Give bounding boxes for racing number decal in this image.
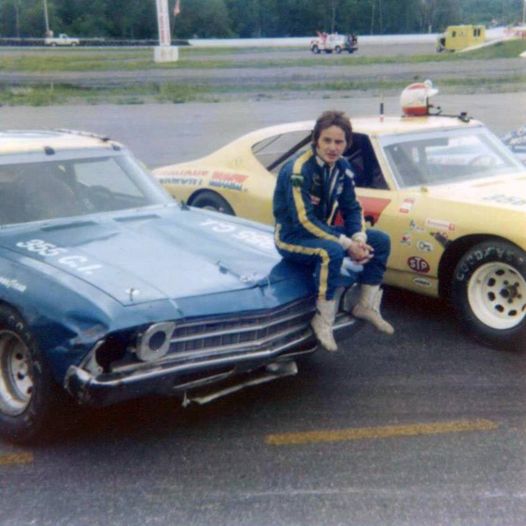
[16,239,64,257]
[200,219,275,252]
[16,239,103,275]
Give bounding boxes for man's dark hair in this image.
[312,110,352,146]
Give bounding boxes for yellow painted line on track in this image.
[0,452,33,466]
[265,419,498,446]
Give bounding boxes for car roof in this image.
[236,115,483,145]
[0,129,121,156]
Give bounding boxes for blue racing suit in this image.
[272,146,390,300]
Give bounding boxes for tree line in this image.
[1,0,524,40]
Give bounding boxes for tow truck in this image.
[310,32,358,54]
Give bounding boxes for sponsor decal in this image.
[160,168,208,178]
[291,174,304,187]
[482,194,526,207]
[209,171,248,191]
[400,233,412,246]
[15,239,102,275]
[413,277,432,288]
[409,219,424,232]
[407,256,430,274]
[310,194,321,205]
[399,198,415,214]
[417,240,434,252]
[199,219,275,252]
[357,196,391,226]
[455,245,512,281]
[425,218,455,231]
[430,231,451,249]
[0,276,26,293]
[159,176,203,186]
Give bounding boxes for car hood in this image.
[0,206,293,306]
[426,175,526,210]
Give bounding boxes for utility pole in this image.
[43,0,51,37]
[523,0,526,25]
[14,0,20,38]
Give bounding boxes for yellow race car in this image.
[154,88,526,351]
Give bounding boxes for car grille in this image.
[168,297,316,358]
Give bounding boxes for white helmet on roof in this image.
[400,80,439,116]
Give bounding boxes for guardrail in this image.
[0,38,190,47]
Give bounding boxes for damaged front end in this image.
[65,296,360,408]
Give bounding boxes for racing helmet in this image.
[400,80,439,116]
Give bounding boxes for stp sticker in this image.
[407,256,430,274]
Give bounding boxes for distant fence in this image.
[0,38,190,47]
[0,27,508,48]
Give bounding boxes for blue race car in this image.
[0,130,360,443]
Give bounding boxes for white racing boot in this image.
[352,284,394,335]
[311,299,338,352]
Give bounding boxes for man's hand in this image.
[347,240,374,264]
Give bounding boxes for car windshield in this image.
[380,126,525,188]
[0,152,171,225]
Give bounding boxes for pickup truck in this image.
[44,33,80,47]
[310,32,358,54]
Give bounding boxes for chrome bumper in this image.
[65,311,361,407]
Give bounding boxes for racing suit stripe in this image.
[327,201,339,225]
[274,225,330,300]
[291,151,340,243]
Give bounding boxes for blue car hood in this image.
[0,207,292,306]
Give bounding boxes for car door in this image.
[350,133,441,292]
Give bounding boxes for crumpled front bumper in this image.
[64,310,361,407]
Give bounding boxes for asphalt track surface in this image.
[1,46,526,526]
[0,92,524,169]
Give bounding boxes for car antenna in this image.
[379,81,384,122]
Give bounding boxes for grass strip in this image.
[1,40,525,73]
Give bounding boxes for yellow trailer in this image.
[436,25,485,52]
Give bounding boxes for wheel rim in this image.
[468,262,526,330]
[0,330,33,416]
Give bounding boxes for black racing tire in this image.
[451,241,526,351]
[334,46,342,54]
[311,45,320,54]
[190,192,235,215]
[0,306,66,443]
